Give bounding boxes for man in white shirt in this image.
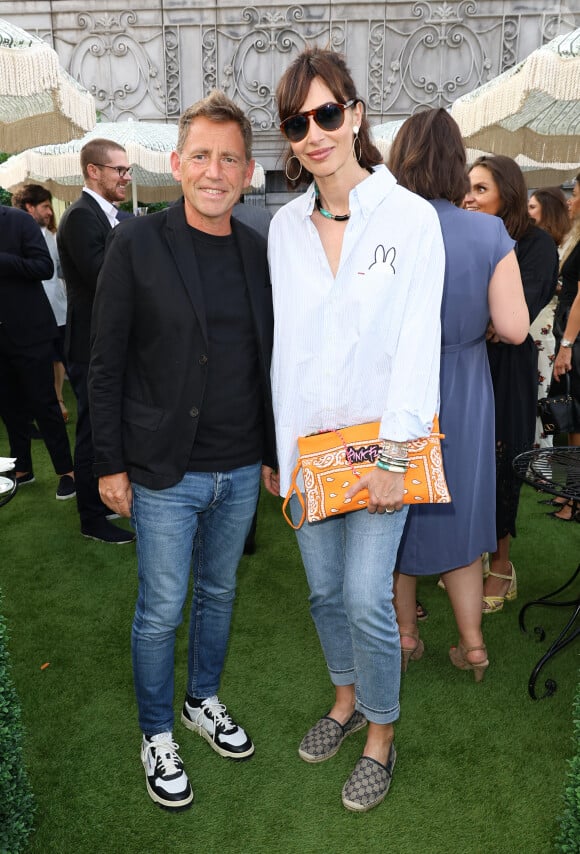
[57,139,136,543]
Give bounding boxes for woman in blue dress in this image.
[388,110,529,680]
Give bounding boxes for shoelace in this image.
[203,696,236,734]
[145,736,183,778]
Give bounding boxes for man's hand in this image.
[344,467,404,514]
[98,472,133,518]
[261,465,280,497]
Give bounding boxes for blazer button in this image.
[189,407,199,418]
[199,354,208,365]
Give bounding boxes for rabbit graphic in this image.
[368,244,396,275]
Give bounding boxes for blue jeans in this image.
[291,497,408,725]
[131,464,261,736]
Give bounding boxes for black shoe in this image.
[181,695,254,759]
[81,518,135,544]
[141,732,193,811]
[16,472,35,487]
[56,475,76,501]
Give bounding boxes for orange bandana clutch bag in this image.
[282,417,451,529]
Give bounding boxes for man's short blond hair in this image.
[176,91,252,162]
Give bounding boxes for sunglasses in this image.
[280,99,357,143]
[93,163,133,179]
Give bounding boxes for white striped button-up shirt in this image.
[268,165,446,497]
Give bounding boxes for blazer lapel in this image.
[81,191,114,231]
[165,201,208,344]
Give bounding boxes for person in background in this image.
[0,205,75,499]
[389,109,528,682]
[528,187,571,248]
[12,185,70,424]
[266,47,445,813]
[527,187,571,449]
[550,173,580,522]
[465,156,559,611]
[57,139,136,544]
[88,91,276,811]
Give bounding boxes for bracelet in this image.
[376,460,407,473]
[381,440,409,460]
[378,453,408,466]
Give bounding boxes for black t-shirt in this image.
[186,226,264,471]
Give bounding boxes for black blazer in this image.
[0,205,56,346]
[88,200,276,489]
[57,191,113,363]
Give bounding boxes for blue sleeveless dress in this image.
[397,200,514,575]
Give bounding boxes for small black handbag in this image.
[537,374,575,435]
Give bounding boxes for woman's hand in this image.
[553,346,572,381]
[344,467,404,514]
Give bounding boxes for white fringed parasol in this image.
[0,18,96,153]
[450,28,580,164]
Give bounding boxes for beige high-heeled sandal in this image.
[400,632,424,673]
[482,562,517,614]
[449,643,489,683]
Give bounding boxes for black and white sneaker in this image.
[140,732,193,811]
[181,695,254,760]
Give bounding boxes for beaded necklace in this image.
[314,183,350,222]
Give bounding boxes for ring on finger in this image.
[386,509,395,515]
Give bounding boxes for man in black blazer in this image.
[89,92,278,811]
[57,138,135,543]
[0,206,75,497]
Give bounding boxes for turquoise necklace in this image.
[314,183,350,222]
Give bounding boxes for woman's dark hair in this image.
[388,108,469,205]
[469,154,530,240]
[530,186,571,246]
[275,47,382,187]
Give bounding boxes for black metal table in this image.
[513,447,580,699]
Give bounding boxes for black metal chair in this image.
[513,447,580,699]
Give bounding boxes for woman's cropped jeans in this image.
[291,496,408,725]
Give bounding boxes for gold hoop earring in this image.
[285,155,303,182]
[352,128,362,162]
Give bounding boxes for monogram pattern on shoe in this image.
[341,745,397,813]
[298,710,367,763]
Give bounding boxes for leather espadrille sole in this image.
[298,710,367,763]
[341,744,397,812]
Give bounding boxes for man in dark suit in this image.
[88,91,277,811]
[0,206,75,498]
[57,138,135,543]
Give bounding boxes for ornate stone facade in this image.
[1,1,578,200]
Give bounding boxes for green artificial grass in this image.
[1,386,579,853]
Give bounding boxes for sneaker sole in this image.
[144,776,194,812]
[180,711,255,760]
[81,532,135,544]
[298,718,368,764]
[56,492,76,501]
